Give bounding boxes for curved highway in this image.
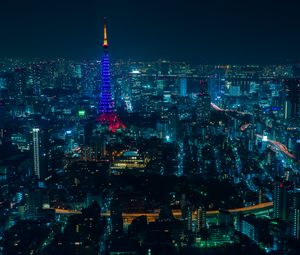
[211,103,297,161]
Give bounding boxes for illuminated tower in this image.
[97,19,125,132]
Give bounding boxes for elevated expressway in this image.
[54,202,273,224]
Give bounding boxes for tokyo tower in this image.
[97,19,125,132]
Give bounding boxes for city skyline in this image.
[1,1,300,254]
[1,0,300,64]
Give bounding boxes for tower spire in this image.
[102,17,109,48]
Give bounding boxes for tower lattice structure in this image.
[97,19,125,132]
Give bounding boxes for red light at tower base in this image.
[97,113,126,133]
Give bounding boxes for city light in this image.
[78,110,85,116]
[1,2,300,254]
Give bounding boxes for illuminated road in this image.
[211,103,298,161]
[256,134,297,160]
[211,102,252,115]
[54,208,82,214]
[240,123,251,131]
[211,102,224,112]
[211,103,251,132]
[54,202,273,223]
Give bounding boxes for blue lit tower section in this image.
[97,19,125,132]
[100,40,114,114]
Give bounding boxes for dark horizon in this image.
[1,0,300,64]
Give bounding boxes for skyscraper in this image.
[110,196,124,237]
[273,179,293,221]
[26,188,47,220]
[129,70,142,111]
[293,190,300,239]
[14,67,27,96]
[208,68,225,102]
[196,93,211,125]
[32,127,48,181]
[97,19,125,132]
[32,128,41,179]
[283,79,300,120]
[196,206,206,232]
[0,101,4,128]
[181,204,193,232]
[179,77,187,97]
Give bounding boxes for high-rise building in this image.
[129,70,142,110]
[32,127,48,180]
[196,206,206,232]
[208,68,225,101]
[32,128,41,179]
[196,93,211,124]
[186,205,193,232]
[26,188,47,220]
[283,79,300,120]
[111,196,124,237]
[156,79,165,95]
[97,19,125,132]
[181,199,193,232]
[238,215,259,243]
[28,64,42,96]
[293,190,300,239]
[0,101,4,131]
[179,77,187,97]
[273,179,294,221]
[14,68,27,96]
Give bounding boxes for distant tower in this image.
[97,18,125,132]
[32,128,41,179]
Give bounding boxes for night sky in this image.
[1,0,300,64]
